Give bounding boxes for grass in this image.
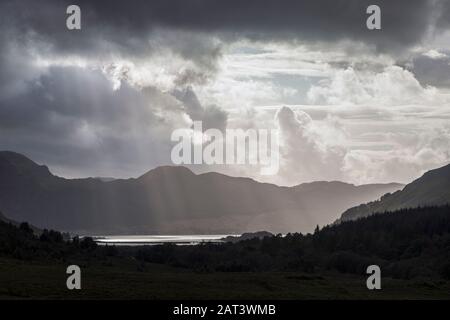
[0,258,449,300]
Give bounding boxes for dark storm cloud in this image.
[0,0,235,176]
[1,0,446,56]
[172,87,228,131]
[0,0,449,180]
[0,0,448,94]
[410,54,450,88]
[436,0,450,29]
[0,0,223,77]
[64,0,444,51]
[0,66,182,176]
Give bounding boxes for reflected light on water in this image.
[92,234,239,246]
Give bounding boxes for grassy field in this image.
[1,257,449,300]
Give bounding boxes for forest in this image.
[134,206,450,279]
[1,205,449,281]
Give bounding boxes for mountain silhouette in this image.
[337,163,450,223]
[0,151,402,234]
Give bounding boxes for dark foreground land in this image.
[1,258,450,299]
[1,206,450,299]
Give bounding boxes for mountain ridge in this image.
[0,150,403,234]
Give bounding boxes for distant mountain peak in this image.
[137,165,195,180]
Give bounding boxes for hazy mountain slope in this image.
[338,163,450,222]
[290,181,403,229]
[0,209,42,235]
[0,211,9,223]
[0,151,402,234]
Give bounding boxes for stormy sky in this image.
[1,0,450,185]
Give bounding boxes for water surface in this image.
[93,234,237,246]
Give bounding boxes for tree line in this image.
[135,205,450,279]
[1,205,449,280]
